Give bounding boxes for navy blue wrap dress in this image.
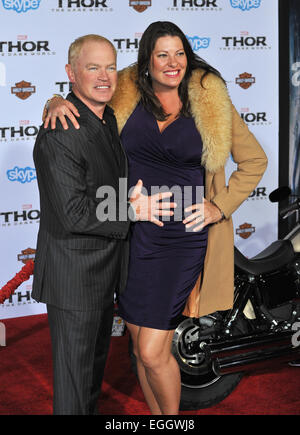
[118,103,208,330]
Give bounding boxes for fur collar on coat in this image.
[110,64,233,174]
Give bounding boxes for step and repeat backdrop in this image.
[0,0,278,319]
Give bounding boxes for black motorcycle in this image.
[129,187,300,410]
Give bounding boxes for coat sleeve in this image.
[34,128,131,239]
[210,104,268,218]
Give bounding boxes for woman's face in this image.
[148,35,187,93]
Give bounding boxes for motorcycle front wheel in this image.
[128,316,243,410]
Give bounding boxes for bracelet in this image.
[210,200,225,222]
[45,94,63,110]
[42,94,62,123]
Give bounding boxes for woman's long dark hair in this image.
[137,21,224,121]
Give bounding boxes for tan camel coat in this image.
[110,65,268,318]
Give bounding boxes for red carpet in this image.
[0,314,299,415]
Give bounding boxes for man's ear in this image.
[65,64,75,83]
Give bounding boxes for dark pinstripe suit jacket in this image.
[32,93,131,311]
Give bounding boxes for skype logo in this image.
[7,166,37,184]
[230,0,261,11]
[2,0,41,13]
[186,36,210,51]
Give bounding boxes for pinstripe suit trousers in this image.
[47,296,114,415]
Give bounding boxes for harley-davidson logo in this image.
[18,248,36,264]
[236,223,255,239]
[11,80,36,100]
[235,72,255,89]
[129,0,151,12]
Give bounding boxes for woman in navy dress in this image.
[116,24,223,415]
[43,22,267,415]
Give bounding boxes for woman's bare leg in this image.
[126,322,162,414]
[138,327,181,415]
[126,321,181,415]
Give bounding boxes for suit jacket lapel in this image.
[67,93,124,179]
[105,110,128,177]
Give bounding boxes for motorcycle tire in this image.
[128,316,244,410]
[179,373,243,410]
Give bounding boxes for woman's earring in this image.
[145,70,149,77]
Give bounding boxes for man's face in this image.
[66,40,117,115]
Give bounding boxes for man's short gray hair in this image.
[68,34,116,68]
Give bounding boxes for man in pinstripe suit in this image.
[32,35,174,415]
